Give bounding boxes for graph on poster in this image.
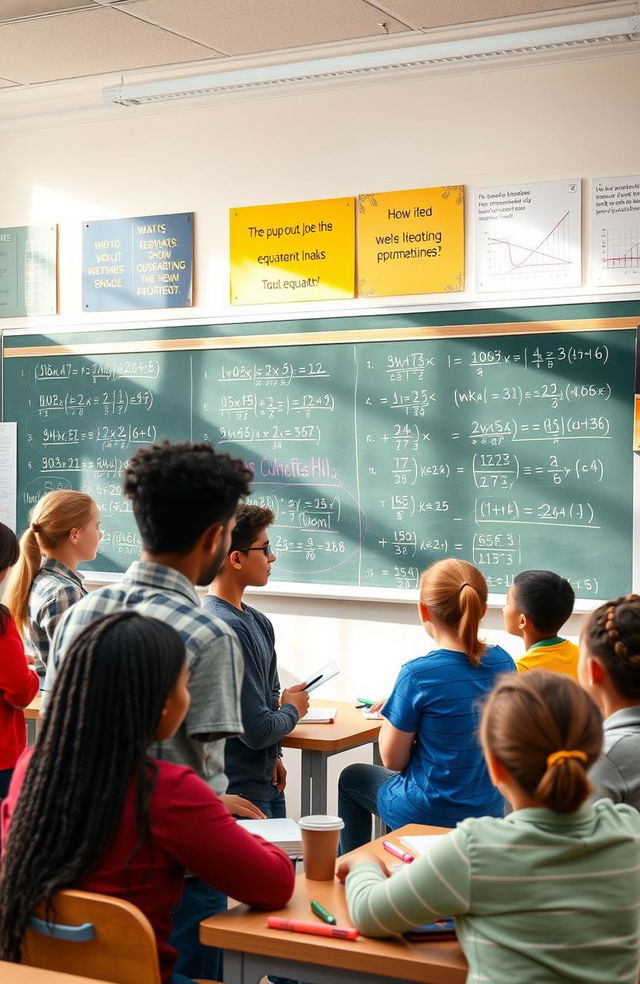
[476,180,581,292]
[591,176,640,286]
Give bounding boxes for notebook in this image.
[299,706,337,723]
[399,835,444,856]
[237,817,302,857]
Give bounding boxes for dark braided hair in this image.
[0,611,186,962]
[583,594,640,700]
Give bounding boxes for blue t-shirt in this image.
[377,644,515,830]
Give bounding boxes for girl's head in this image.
[419,559,487,664]
[0,611,188,962]
[481,670,602,814]
[579,594,640,705]
[4,490,101,634]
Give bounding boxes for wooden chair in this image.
[23,889,161,984]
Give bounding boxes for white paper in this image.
[303,659,339,693]
[399,835,444,856]
[0,423,17,530]
[299,706,337,723]
[475,179,581,292]
[237,817,302,856]
[590,175,640,286]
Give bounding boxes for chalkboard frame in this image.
[3,298,639,609]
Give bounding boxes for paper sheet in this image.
[399,835,444,856]
[0,423,17,529]
[303,659,339,693]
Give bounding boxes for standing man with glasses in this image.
[205,504,309,818]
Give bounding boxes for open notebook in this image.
[237,817,302,858]
[299,706,337,723]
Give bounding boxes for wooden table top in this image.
[281,699,382,752]
[200,823,467,984]
[24,695,41,721]
[0,963,110,983]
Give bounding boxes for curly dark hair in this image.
[230,504,274,552]
[0,611,186,962]
[583,594,640,700]
[123,441,253,554]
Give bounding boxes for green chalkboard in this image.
[3,301,637,601]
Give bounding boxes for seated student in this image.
[204,505,309,817]
[340,671,640,984]
[4,489,102,679]
[0,612,294,983]
[579,593,640,811]
[0,524,39,799]
[503,569,579,679]
[338,559,515,853]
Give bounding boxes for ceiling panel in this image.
[129,0,409,56]
[0,1,96,19]
[380,0,611,30]
[0,6,222,84]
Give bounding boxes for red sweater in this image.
[0,615,39,770]
[2,749,295,981]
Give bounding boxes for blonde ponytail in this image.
[4,490,94,636]
[419,559,487,664]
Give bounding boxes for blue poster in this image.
[82,212,193,311]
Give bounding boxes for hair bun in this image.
[30,522,41,534]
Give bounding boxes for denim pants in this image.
[338,762,394,854]
[169,877,226,981]
[246,789,286,818]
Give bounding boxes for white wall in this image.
[1,49,637,814]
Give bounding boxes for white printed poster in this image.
[475,179,581,292]
[590,175,640,286]
[0,422,17,529]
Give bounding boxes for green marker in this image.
[356,697,375,707]
[310,900,336,925]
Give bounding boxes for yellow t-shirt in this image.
[516,638,579,680]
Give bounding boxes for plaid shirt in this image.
[44,561,244,793]
[26,558,86,675]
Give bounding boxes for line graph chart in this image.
[476,180,581,292]
[602,227,640,270]
[590,176,640,286]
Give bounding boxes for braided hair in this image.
[0,611,186,962]
[583,594,640,700]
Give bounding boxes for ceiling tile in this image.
[0,1,96,20]
[129,0,409,55]
[380,0,608,31]
[0,6,223,84]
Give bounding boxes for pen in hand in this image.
[303,674,322,690]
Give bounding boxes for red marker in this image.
[382,840,414,864]
[267,917,359,940]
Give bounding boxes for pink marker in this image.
[382,840,414,864]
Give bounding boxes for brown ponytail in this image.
[419,559,487,664]
[481,670,602,814]
[4,490,94,636]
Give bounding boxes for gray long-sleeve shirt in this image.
[203,595,298,801]
[589,705,640,811]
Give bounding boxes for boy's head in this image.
[503,570,575,640]
[579,594,640,704]
[225,504,276,588]
[123,441,253,583]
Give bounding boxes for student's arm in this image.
[157,768,295,910]
[378,718,415,771]
[341,828,471,938]
[589,749,628,804]
[234,627,298,750]
[0,618,39,710]
[37,583,85,652]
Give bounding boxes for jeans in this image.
[169,877,226,981]
[167,975,196,984]
[0,767,13,799]
[247,789,286,818]
[338,763,394,854]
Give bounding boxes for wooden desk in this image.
[200,824,467,984]
[24,695,41,721]
[1,963,109,983]
[282,699,382,816]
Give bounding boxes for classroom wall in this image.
[2,48,638,814]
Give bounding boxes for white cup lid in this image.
[298,814,344,831]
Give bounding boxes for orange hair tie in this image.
[546,749,588,769]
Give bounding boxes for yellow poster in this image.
[230,197,355,304]
[357,186,465,297]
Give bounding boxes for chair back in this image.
[23,889,161,984]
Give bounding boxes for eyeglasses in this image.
[241,542,272,558]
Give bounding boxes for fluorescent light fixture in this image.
[103,16,639,106]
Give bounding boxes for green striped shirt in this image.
[346,800,640,983]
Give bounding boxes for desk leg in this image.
[301,750,328,816]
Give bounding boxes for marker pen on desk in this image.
[383,840,414,864]
[303,674,322,690]
[267,917,359,940]
[311,900,336,925]
[356,697,375,707]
